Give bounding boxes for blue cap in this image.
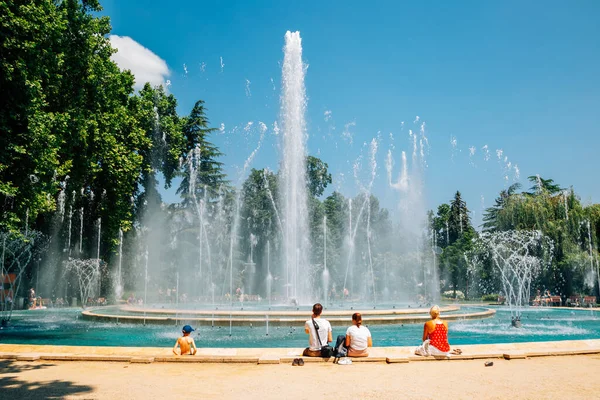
[182,325,195,333]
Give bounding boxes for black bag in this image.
[320,345,334,358]
[312,317,333,358]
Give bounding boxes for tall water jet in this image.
[279,31,310,302]
[115,228,123,300]
[266,240,272,307]
[322,215,329,303]
[96,217,102,297]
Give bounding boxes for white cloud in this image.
[109,35,170,89]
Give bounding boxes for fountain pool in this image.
[1,306,598,348]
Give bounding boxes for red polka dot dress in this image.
[429,322,450,352]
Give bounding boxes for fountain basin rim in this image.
[81,306,495,326]
[117,305,460,317]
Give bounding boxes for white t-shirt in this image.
[305,317,332,351]
[345,324,371,351]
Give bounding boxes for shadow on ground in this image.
[0,360,93,399]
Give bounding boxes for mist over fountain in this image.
[279,31,310,303]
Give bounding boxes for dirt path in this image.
[2,355,599,399]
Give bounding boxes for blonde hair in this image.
[429,305,440,318]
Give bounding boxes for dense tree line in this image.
[430,177,600,300]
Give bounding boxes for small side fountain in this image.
[469,230,553,326]
[0,231,42,325]
[64,258,101,309]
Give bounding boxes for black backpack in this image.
[332,334,348,358]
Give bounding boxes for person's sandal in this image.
[292,358,299,366]
[297,358,304,366]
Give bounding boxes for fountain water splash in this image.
[66,191,75,256]
[64,258,101,309]
[279,31,310,303]
[386,123,435,301]
[341,140,380,301]
[469,230,554,318]
[585,220,599,293]
[0,231,43,324]
[322,215,329,304]
[115,228,124,300]
[186,146,212,286]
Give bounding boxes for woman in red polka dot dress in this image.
[414,305,462,358]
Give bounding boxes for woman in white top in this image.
[345,312,372,357]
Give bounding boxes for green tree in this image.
[448,191,472,245]
[0,0,68,231]
[431,203,451,247]
[306,156,332,198]
[526,175,563,196]
[238,168,279,295]
[431,191,477,297]
[482,183,521,232]
[177,100,227,203]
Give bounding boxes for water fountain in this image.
[279,31,310,303]
[4,30,598,352]
[64,258,101,309]
[469,230,554,322]
[0,231,42,324]
[115,228,124,300]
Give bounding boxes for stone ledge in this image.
[526,349,600,357]
[223,357,259,363]
[450,354,503,360]
[350,357,387,363]
[68,355,132,362]
[386,356,409,363]
[408,356,446,362]
[131,357,155,364]
[0,353,18,359]
[152,356,259,363]
[503,352,527,360]
[16,354,40,361]
[39,354,76,360]
[154,356,224,363]
[258,356,280,364]
[280,356,329,363]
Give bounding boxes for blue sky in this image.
[101,0,600,226]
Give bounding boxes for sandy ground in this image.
[1,355,599,400]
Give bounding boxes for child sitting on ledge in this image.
[173,325,197,355]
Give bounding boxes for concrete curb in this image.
[2,340,600,365]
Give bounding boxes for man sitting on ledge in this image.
[303,303,332,357]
